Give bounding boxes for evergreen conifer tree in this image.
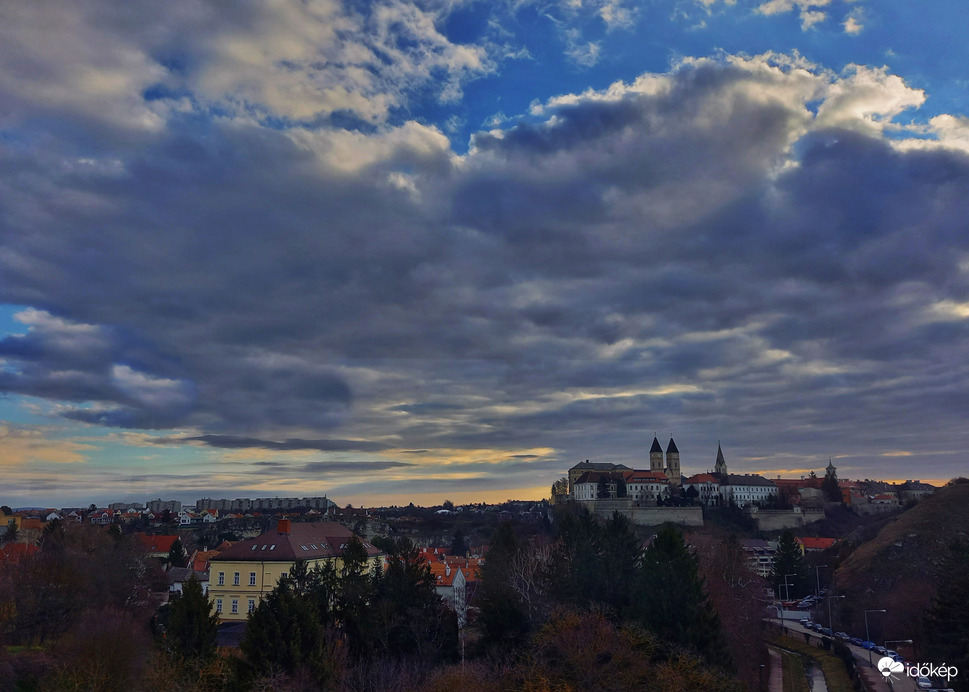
[634,526,733,669]
[450,529,468,558]
[241,580,330,683]
[166,574,218,660]
[770,530,808,599]
[476,522,530,650]
[167,538,187,568]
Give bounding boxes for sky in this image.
[2,0,969,509]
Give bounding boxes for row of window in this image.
[215,598,256,614]
[216,570,287,586]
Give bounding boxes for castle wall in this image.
[748,507,824,531]
[582,499,703,527]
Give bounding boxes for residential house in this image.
[796,537,837,554]
[89,508,118,525]
[208,520,383,621]
[898,480,936,503]
[424,553,481,629]
[167,566,207,597]
[136,534,179,559]
[433,564,468,628]
[870,493,898,506]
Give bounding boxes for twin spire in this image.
[650,435,681,486]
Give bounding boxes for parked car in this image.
[850,637,863,646]
[799,618,811,626]
[834,632,848,640]
[916,676,933,689]
[861,641,876,650]
[820,627,833,636]
[874,646,888,655]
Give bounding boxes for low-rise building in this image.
[898,480,936,502]
[796,537,837,554]
[136,534,179,559]
[624,470,672,506]
[683,473,720,506]
[740,538,776,578]
[719,474,778,507]
[568,461,631,495]
[208,519,383,621]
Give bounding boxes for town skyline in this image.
[2,1,969,508]
[1,448,949,511]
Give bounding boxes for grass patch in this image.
[778,648,810,692]
[770,635,856,692]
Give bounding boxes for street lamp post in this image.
[815,564,827,598]
[865,609,886,667]
[827,595,845,631]
[784,573,797,602]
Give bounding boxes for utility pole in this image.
[865,609,886,667]
[815,564,827,598]
[827,594,844,630]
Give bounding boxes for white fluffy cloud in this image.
[0,0,492,136]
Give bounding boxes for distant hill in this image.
[830,480,969,647]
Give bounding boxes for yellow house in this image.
[0,510,21,535]
[207,519,383,621]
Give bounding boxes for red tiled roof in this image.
[191,549,223,572]
[622,470,669,483]
[213,521,382,562]
[685,473,718,484]
[136,534,179,554]
[0,543,40,564]
[796,537,837,551]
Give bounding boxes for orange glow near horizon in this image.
[338,485,551,509]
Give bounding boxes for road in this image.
[774,619,923,692]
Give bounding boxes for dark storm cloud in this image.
[301,461,413,473]
[156,435,391,452]
[2,46,968,483]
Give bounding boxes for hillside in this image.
[830,480,969,647]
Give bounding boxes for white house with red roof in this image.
[683,473,721,506]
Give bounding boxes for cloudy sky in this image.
[2,0,968,508]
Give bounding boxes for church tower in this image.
[665,437,681,486]
[649,436,664,473]
[714,443,728,476]
[825,459,837,482]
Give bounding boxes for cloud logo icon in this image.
[878,657,904,677]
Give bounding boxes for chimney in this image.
[277,519,291,534]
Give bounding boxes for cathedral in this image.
[649,436,682,487]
